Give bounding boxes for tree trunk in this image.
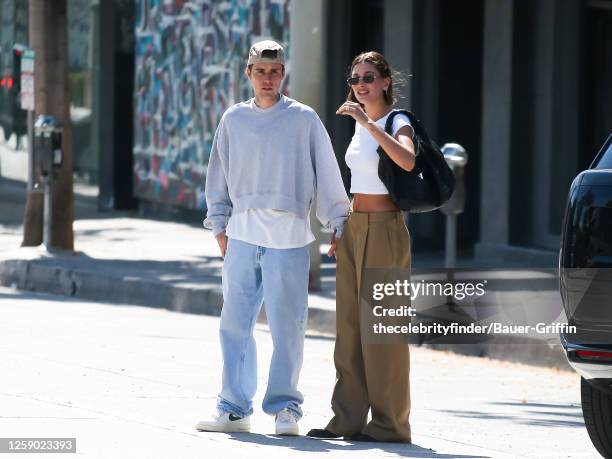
[22,0,74,250]
[21,0,44,246]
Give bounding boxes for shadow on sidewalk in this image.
[434,400,584,429]
[221,433,487,458]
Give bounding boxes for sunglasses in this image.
[346,75,378,86]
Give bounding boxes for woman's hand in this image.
[336,101,369,126]
[215,231,228,258]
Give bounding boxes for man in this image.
[196,40,349,436]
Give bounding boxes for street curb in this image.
[0,257,569,370]
[0,257,337,334]
[0,258,223,314]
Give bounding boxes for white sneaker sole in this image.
[275,424,299,436]
[196,420,251,433]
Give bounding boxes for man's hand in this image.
[215,231,228,258]
[328,232,339,258]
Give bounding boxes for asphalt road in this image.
[0,287,599,458]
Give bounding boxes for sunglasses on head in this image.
[346,75,378,86]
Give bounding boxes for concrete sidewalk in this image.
[0,178,569,369]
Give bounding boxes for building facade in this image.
[1,0,610,262]
[322,0,612,260]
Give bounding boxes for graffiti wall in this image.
[133,0,290,210]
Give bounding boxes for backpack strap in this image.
[382,109,435,147]
[383,109,414,137]
[378,109,409,161]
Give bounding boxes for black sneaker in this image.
[306,428,342,439]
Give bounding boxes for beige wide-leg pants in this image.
[326,211,412,442]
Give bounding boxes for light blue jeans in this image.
[217,238,309,419]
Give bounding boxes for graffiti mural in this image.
[134,0,290,209]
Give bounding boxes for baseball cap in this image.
[247,40,285,66]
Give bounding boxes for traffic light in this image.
[12,44,25,94]
[0,44,28,143]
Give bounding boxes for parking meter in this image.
[440,143,468,306]
[441,143,468,216]
[33,115,63,251]
[34,115,63,180]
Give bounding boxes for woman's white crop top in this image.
[345,112,412,194]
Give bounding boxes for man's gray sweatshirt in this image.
[204,95,350,237]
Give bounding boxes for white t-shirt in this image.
[225,209,315,249]
[345,112,412,194]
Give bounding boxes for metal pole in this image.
[445,212,457,307]
[441,143,468,309]
[27,110,34,190]
[43,176,52,250]
[445,213,457,269]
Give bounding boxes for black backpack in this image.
[377,109,455,213]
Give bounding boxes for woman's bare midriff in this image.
[351,193,399,212]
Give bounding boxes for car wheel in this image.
[582,377,612,458]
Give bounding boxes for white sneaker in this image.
[275,408,299,436]
[196,410,251,433]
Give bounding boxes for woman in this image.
[307,51,415,443]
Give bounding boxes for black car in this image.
[560,132,612,458]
